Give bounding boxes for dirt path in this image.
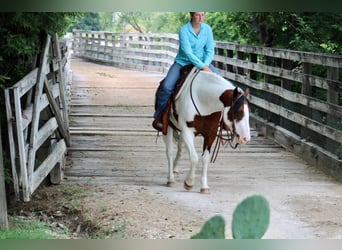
[60,58,342,239]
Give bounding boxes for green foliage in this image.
[232,195,270,239]
[91,12,342,54]
[190,215,225,239]
[191,195,270,239]
[68,12,101,31]
[0,12,79,87]
[0,216,69,239]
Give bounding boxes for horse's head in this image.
[221,87,251,145]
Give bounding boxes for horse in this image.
[161,67,251,194]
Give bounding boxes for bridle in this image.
[210,93,247,163]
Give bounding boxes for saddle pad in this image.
[174,66,200,100]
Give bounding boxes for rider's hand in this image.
[202,65,212,72]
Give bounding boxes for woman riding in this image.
[153,12,220,131]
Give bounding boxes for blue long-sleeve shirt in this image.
[175,21,215,69]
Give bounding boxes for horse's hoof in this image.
[184,181,193,190]
[166,181,175,187]
[200,188,210,194]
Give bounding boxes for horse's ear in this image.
[244,88,250,96]
[233,87,239,99]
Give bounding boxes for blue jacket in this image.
[175,21,215,69]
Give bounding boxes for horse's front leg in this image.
[199,133,217,194]
[163,127,176,187]
[200,149,210,194]
[181,128,198,190]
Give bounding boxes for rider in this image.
[152,12,220,131]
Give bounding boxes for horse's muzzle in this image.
[238,135,250,144]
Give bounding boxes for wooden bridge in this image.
[72,30,342,179]
[62,58,342,238]
[2,31,342,237]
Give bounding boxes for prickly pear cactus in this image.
[232,195,270,239]
[190,215,225,239]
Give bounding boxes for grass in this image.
[1,184,128,239]
[0,216,69,239]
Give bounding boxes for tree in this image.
[0,13,79,87]
[212,12,342,54]
[68,12,101,31]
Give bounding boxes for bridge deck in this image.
[64,58,342,239]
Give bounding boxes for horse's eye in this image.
[237,111,244,120]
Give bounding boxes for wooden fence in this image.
[72,30,342,180]
[0,121,8,229]
[4,34,71,202]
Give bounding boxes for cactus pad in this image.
[191,215,225,239]
[232,195,270,239]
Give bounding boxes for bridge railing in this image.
[72,30,342,180]
[72,30,178,73]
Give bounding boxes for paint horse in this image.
[163,67,251,194]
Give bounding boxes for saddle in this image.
[154,64,198,135]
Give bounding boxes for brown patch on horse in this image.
[219,89,234,107]
[187,111,222,152]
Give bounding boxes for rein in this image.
[210,92,247,163]
[189,69,202,116]
[210,114,239,163]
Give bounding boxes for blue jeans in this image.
[153,62,220,118]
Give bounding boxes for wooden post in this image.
[227,49,234,73]
[216,47,225,71]
[249,53,258,80]
[326,66,339,154]
[301,62,313,140]
[280,59,293,129]
[327,66,339,105]
[237,51,245,75]
[0,121,9,229]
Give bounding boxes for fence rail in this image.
[72,30,342,181]
[5,34,71,201]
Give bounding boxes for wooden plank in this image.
[13,87,30,201]
[36,117,58,150]
[31,139,66,192]
[43,76,69,145]
[52,33,70,145]
[21,104,33,130]
[0,121,8,229]
[49,139,63,185]
[10,68,39,98]
[4,89,20,199]
[37,84,60,115]
[27,35,51,201]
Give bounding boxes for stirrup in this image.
[152,119,163,132]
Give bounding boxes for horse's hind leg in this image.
[163,127,176,187]
[182,128,198,190]
[173,131,182,175]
